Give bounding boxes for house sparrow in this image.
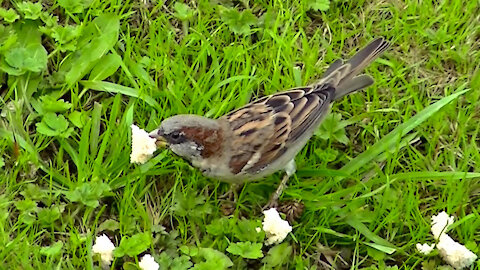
[149,38,390,205]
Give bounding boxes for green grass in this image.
[1,0,479,269]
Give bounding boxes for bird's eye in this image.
[166,131,185,144]
[171,132,180,139]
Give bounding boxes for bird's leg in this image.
[219,183,241,202]
[219,184,242,216]
[265,159,296,209]
[265,173,290,209]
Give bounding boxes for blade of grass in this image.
[81,80,159,108]
[89,102,102,158]
[345,215,398,253]
[356,171,480,200]
[339,87,469,176]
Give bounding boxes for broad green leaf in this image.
[89,53,122,81]
[0,156,4,168]
[262,243,292,267]
[18,212,37,225]
[36,122,61,136]
[122,262,138,270]
[40,241,63,257]
[58,14,119,86]
[68,111,89,128]
[113,232,151,257]
[339,88,469,176]
[258,9,277,28]
[0,25,17,52]
[41,13,58,28]
[315,148,339,162]
[180,246,199,257]
[226,242,263,259]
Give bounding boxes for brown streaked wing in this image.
[225,103,276,174]
[224,85,334,175]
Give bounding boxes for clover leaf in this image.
[4,43,47,73]
[113,232,151,257]
[51,24,82,52]
[172,191,211,218]
[0,8,20,23]
[39,96,72,113]
[40,241,63,257]
[191,248,233,270]
[174,2,195,21]
[37,206,62,225]
[219,7,258,35]
[206,217,233,236]
[14,199,38,225]
[227,242,264,259]
[316,113,350,145]
[57,0,93,13]
[36,112,73,138]
[68,111,90,128]
[233,219,264,242]
[16,2,43,20]
[64,181,111,208]
[306,0,330,11]
[1,21,47,75]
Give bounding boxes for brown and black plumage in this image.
[150,38,390,203]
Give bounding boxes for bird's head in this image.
[149,115,223,161]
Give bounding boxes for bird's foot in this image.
[263,173,290,210]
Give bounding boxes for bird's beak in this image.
[149,129,168,148]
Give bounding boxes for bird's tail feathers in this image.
[319,37,390,100]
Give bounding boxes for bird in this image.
[149,37,390,207]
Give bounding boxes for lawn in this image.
[1,0,479,269]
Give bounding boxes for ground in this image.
[0,0,479,269]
